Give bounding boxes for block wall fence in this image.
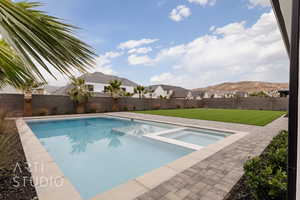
[0,94,288,117]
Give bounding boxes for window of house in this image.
[121,87,126,91]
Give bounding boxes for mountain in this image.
[44,85,60,94]
[193,81,289,93]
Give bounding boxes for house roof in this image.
[53,72,138,95]
[81,72,138,86]
[191,90,207,98]
[148,84,191,98]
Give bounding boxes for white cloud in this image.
[94,51,122,75]
[149,11,289,89]
[248,0,270,8]
[187,0,216,6]
[209,26,215,31]
[151,73,177,83]
[128,54,153,65]
[128,47,152,54]
[169,5,191,22]
[118,39,159,49]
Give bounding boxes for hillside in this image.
[193,81,288,92]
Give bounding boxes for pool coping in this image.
[16,113,249,200]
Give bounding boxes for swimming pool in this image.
[27,117,193,199]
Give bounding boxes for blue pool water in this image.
[162,129,228,147]
[28,117,193,199]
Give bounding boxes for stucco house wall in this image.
[85,82,135,93]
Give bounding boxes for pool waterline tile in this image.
[16,113,249,200]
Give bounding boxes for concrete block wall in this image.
[201,97,288,111]
[0,94,288,117]
[0,94,24,116]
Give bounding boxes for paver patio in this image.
[106,112,288,200]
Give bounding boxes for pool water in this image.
[161,129,229,147]
[28,117,193,199]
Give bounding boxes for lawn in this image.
[133,108,286,126]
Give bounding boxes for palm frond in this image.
[0,0,96,82]
[0,40,34,88]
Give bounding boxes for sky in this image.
[23,0,289,89]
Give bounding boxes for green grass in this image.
[133,108,286,126]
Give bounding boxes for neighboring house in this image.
[191,91,209,100]
[43,85,60,95]
[192,90,249,99]
[0,85,22,94]
[0,85,59,95]
[265,90,285,98]
[233,91,249,98]
[203,91,224,98]
[53,72,138,96]
[145,85,193,99]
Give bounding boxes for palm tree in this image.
[0,1,95,88]
[104,80,123,99]
[20,79,45,97]
[68,77,92,113]
[20,79,45,116]
[123,92,133,97]
[134,85,148,99]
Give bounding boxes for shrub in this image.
[244,130,288,200]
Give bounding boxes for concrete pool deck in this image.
[107,112,287,200]
[15,112,287,200]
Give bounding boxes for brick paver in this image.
[106,112,288,200]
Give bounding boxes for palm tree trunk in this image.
[23,93,32,116]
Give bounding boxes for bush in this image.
[244,130,288,200]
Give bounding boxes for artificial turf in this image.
[133,108,286,126]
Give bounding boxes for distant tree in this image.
[104,80,123,99]
[134,85,148,99]
[249,91,269,97]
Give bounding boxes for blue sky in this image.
[30,0,289,88]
